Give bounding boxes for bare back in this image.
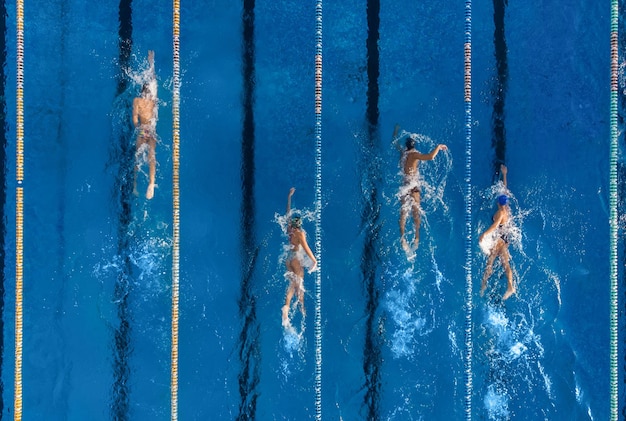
[493,205,510,226]
[288,227,304,251]
[403,150,421,177]
[133,97,155,126]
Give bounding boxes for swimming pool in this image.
[0,0,618,419]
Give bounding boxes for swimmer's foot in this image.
[282,305,290,327]
[502,286,515,301]
[401,237,410,253]
[412,236,420,250]
[146,183,155,200]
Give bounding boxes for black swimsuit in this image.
[498,224,509,244]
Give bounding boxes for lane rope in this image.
[171,0,181,419]
[609,0,618,418]
[15,0,25,418]
[463,0,473,419]
[313,0,323,419]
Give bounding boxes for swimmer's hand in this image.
[308,261,318,273]
[439,144,448,151]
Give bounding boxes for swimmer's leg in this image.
[481,251,498,296]
[501,249,515,300]
[282,283,294,328]
[411,190,421,249]
[146,137,157,199]
[133,134,145,196]
[296,279,305,317]
[399,196,410,252]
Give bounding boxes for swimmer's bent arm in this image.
[414,144,448,161]
[300,232,318,272]
[479,212,504,243]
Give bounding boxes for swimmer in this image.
[282,187,317,327]
[479,164,515,300]
[132,50,157,199]
[393,124,447,252]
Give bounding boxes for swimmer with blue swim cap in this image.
[478,164,515,301]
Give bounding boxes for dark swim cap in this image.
[497,195,508,206]
[405,137,416,150]
[290,216,302,229]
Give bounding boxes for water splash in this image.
[384,267,434,359]
[484,384,510,420]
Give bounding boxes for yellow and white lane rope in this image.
[15,0,25,419]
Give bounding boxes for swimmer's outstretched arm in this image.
[286,187,295,215]
[132,99,139,127]
[392,124,403,152]
[148,50,155,78]
[500,164,508,189]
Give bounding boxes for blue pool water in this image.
[0,0,618,419]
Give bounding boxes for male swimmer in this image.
[132,50,158,199]
[393,125,447,252]
[282,187,317,327]
[479,164,515,300]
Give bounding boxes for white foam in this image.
[484,385,510,419]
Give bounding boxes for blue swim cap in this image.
[497,195,508,206]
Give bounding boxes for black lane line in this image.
[491,0,508,179]
[111,1,133,419]
[237,1,261,419]
[362,0,383,418]
[0,0,7,415]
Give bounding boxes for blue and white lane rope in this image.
[463,0,473,419]
[313,1,323,420]
[171,0,181,420]
[609,0,618,418]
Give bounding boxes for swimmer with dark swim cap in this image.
[393,126,447,255]
[132,50,158,200]
[282,188,318,328]
[497,195,508,206]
